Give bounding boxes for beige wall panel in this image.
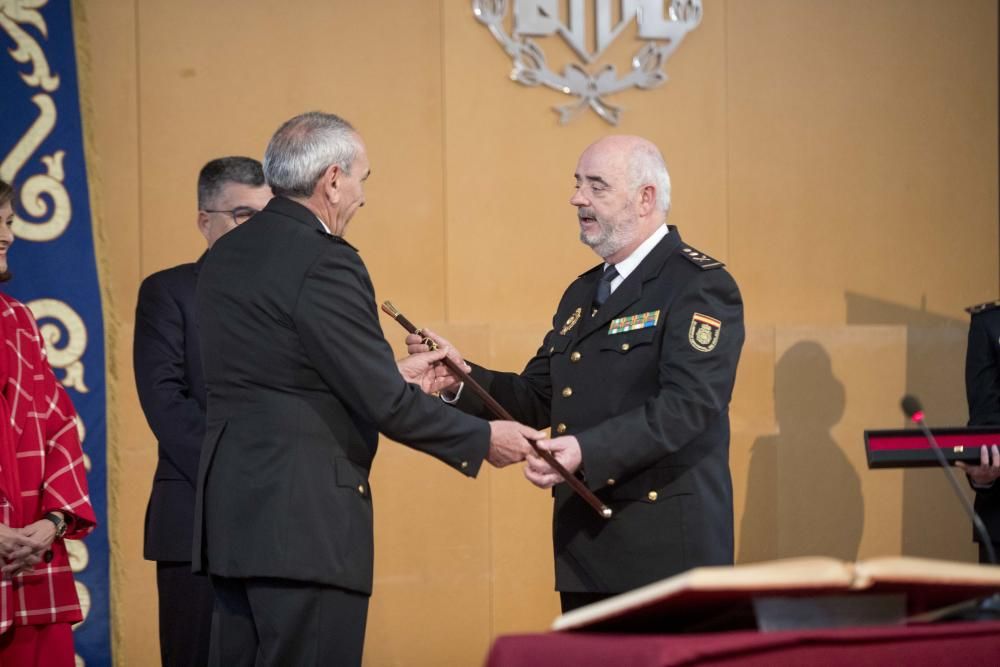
[441,2,730,326]
[135,0,451,320]
[481,324,562,636]
[731,326,777,559]
[739,326,908,563]
[366,445,491,666]
[727,0,998,325]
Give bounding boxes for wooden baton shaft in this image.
[381,301,612,519]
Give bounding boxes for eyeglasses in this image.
[202,207,259,225]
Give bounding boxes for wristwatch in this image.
[43,512,68,539]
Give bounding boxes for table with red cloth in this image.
[486,620,1000,667]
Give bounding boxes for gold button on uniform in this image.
[556,423,567,434]
[561,387,573,398]
[647,491,658,501]
[570,351,582,362]
[358,484,366,495]
[606,478,616,486]
[621,343,630,352]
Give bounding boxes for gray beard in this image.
[580,220,637,260]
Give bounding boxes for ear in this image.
[321,163,343,204]
[637,184,656,216]
[197,211,212,244]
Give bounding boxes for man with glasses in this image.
[133,156,271,667]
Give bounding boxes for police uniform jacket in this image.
[192,196,490,594]
[965,303,1000,544]
[460,226,744,593]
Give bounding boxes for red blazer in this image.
[0,293,95,632]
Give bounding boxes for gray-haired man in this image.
[192,112,540,666]
[134,157,272,667]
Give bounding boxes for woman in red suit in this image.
[0,180,96,665]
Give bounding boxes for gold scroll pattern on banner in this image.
[3,2,91,663]
[28,298,89,393]
[0,0,72,242]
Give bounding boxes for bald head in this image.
[581,135,671,213]
[571,135,672,263]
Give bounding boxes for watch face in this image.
[45,513,66,538]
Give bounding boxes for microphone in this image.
[900,395,996,565]
[901,395,1000,621]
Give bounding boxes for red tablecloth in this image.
[486,621,1000,666]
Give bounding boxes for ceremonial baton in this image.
[382,301,612,519]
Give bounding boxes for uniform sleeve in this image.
[966,313,1000,426]
[293,245,490,474]
[32,319,96,538]
[576,269,745,489]
[133,274,205,484]
[459,331,557,429]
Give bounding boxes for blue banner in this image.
[0,1,111,665]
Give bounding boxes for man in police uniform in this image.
[409,135,745,611]
[959,300,1000,563]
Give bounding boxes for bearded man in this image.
[408,135,745,612]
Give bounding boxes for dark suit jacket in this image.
[134,255,207,562]
[965,306,1000,543]
[458,227,744,593]
[192,196,490,594]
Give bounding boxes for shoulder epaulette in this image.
[680,246,725,270]
[967,299,1000,315]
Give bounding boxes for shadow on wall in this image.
[739,341,864,563]
[846,292,972,561]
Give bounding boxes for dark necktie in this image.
[592,265,619,312]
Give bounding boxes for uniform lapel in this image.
[575,227,682,342]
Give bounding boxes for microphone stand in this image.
[906,402,1000,620]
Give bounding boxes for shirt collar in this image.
[313,215,333,235]
[606,224,669,281]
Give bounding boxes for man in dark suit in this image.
[193,112,539,666]
[134,156,272,667]
[959,300,1000,563]
[409,135,745,612]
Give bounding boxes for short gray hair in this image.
[263,112,359,199]
[197,156,264,209]
[628,143,671,212]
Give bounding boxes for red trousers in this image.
[0,623,74,667]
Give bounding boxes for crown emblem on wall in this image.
[472,0,702,125]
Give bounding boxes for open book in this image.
[553,556,1000,633]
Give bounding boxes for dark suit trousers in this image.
[157,561,214,667]
[209,576,369,667]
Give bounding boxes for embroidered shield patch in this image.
[688,313,721,352]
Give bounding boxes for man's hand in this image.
[524,436,583,489]
[957,444,1000,487]
[405,329,468,395]
[397,347,456,395]
[488,421,544,468]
